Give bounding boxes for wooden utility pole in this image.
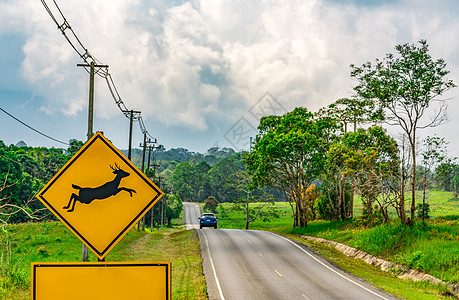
[138,137,156,230]
[87,62,95,140]
[77,61,108,262]
[128,110,134,160]
[141,133,147,172]
[77,62,108,141]
[147,144,162,231]
[125,110,141,161]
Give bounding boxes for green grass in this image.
[425,190,459,217]
[216,201,293,230]
[0,222,206,300]
[290,219,459,284]
[297,238,454,300]
[353,190,459,218]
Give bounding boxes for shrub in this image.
[37,245,50,257]
[203,196,219,213]
[416,202,431,219]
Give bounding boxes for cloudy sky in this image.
[2,0,459,156]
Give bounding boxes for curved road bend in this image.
[184,202,397,300]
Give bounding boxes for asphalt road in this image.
[183,202,201,229]
[183,202,398,300]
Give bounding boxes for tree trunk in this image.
[299,203,308,227]
[245,200,250,230]
[398,141,408,224]
[422,169,427,222]
[294,200,300,228]
[349,184,354,219]
[334,183,340,220]
[410,141,416,224]
[399,173,407,224]
[288,197,297,227]
[297,195,308,227]
[340,179,346,220]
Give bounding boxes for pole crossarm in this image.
[77,63,109,72]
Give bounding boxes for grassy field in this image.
[353,190,459,218]
[215,201,293,230]
[0,222,206,300]
[290,218,459,284]
[297,237,454,300]
[214,190,459,229]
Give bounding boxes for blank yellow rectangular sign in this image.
[31,262,171,300]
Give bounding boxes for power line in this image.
[40,0,156,140]
[0,107,70,146]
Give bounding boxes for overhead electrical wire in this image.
[39,0,156,141]
[0,107,70,146]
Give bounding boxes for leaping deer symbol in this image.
[63,163,137,212]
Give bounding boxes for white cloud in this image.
[4,0,459,152]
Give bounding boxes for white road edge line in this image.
[302,293,312,300]
[202,230,226,300]
[270,232,389,300]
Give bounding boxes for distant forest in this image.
[1,140,283,224]
[124,146,237,171]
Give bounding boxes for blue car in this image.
[199,213,218,229]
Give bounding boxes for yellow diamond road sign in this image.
[37,132,164,259]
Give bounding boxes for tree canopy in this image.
[245,107,339,227]
[351,39,456,223]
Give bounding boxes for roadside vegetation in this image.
[215,200,459,299]
[0,221,206,299]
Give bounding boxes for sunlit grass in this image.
[216,201,293,230]
[0,222,206,300]
[297,237,455,300]
[353,190,459,218]
[289,219,459,284]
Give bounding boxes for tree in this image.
[167,162,196,202]
[165,194,183,226]
[340,126,400,222]
[317,98,383,219]
[435,159,459,195]
[224,169,277,229]
[419,136,447,222]
[435,161,454,191]
[195,162,212,202]
[317,98,381,134]
[351,40,456,224]
[322,142,351,220]
[203,196,219,213]
[208,153,245,203]
[0,150,23,214]
[67,140,84,158]
[304,184,320,221]
[246,107,338,227]
[416,202,430,220]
